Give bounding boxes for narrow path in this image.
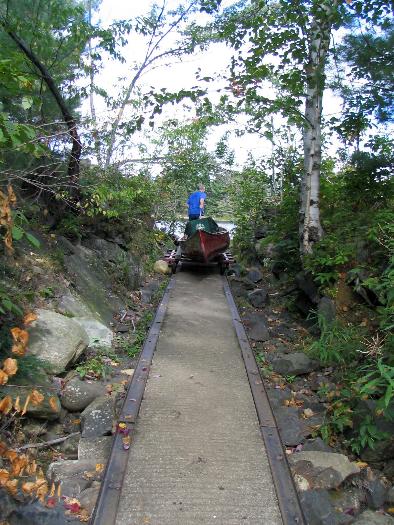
[116,270,282,524]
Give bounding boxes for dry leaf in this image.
[10,327,29,346]
[22,481,37,494]
[2,358,18,377]
[30,390,44,406]
[0,469,9,485]
[23,312,37,325]
[49,397,58,412]
[11,454,29,476]
[0,396,13,414]
[95,464,104,473]
[303,408,314,419]
[21,394,31,415]
[7,185,16,205]
[5,479,18,496]
[355,461,368,468]
[14,397,21,413]
[0,370,8,386]
[120,369,135,376]
[11,342,25,357]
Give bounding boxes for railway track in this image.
[91,271,305,525]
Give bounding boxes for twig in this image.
[16,432,80,452]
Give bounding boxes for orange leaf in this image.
[2,358,18,377]
[22,481,37,494]
[0,469,9,485]
[5,478,18,496]
[21,394,31,415]
[36,480,49,503]
[10,327,29,346]
[14,396,21,413]
[95,463,104,472]
[11,342,25,357]
[26,459,37,476]
[0,396,13,414]
[30,390,44,406]
[4,231,13,252]
[5,450,17,462]
[23,312,37,326]
[49,397,58,412]
[0,370,8,386]
[7,185,16,205]
[0,442,7,456]
[11,454,28,476]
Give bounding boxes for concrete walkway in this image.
[116,269,282,525]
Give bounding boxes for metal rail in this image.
[223,277,306,525]
[91,276,175,525]
[91,272,305,525]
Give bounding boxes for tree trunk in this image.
[299,1,338,255]
[3,26,81,195]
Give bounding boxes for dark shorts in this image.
[189,214,200,220]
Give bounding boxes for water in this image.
[155,220,236,238]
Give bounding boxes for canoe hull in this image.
[180,228,230,263]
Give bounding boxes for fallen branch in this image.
[16,432,80,452]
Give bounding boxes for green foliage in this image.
[308,316,367,365]
[347,415,389,455]
[76,350,118,380]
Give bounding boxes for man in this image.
[187,184,206,221]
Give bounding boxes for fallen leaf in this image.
[303,408,314,419]
[0,396,13,414]
[49,397,58,412]
[21,394,31,415]
[2,358,18,377]
[120,369,134,376]
[7,185,16,205]
[46,496,57,508]
[10,327,29,347]
[0,469,9,485]
[11,454,29,476]
[0,370,8,386]
[5,478,18,496]
[30,390,44,406]
[122,435,131,450]
[23,312,37,325]
[22,481,37,494]
[95,463,104,472]
[64,498,81,513]
[355,461,368,469]
[14,396,21,413]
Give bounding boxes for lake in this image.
[155,220,236,238]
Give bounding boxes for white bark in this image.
[300,0,337,255]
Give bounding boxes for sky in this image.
[88,0,343,168]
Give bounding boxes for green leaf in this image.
[11,225,24,240]
[25,232,40,248]
[21,96,33,110]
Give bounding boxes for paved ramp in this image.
[116,270,282,525]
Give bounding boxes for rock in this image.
[153,259,171,275]
[227,263,242,277]
[78,436,112,462]
[299,490,353,525]
[386,486,394,504]
[288,451,360,490]
[61,376,105,412]
[303,438,335,453]
[47,459,99,483]
[254,225,269,239]
[318,296,336,326]
[352,510,394,524]
[79,486,101,515]
[329,486,364,515]
[141,281,159,305]
[57,291,96,319]
[58,476,91,497]
[384,460,394,479]
[81,396,114,438]
[246,268,263,283]
[64,245,124,325]
[242,311,270,341]
[56,236,75,255]
[82,236,125,263]
[72,317,113,348]
[0,385,61,421]
[275,407,306,446]
[364,478,388,509]
[295,271,320,304]
[8,501,68,525]
[28,309,89,374]
[61,411,82,433]
[0,488,16,522]
[270,352,320,376]
[247,288,269,308]
[22,422,47,438]
[59,433,81,459]
[266,386,293,408]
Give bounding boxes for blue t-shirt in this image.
[187,191,206,215]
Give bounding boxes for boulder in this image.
[47,459,99,483]
[61,376,105,412]
[269,352,320,376]
[57,291,97,319]
[72,317,113,348]
[141,281,160,305]
[1,380,61,421]
[364,478,388,509]
[247,288,269,308]
[8,501,68,525]
[153,260,171,275]
[78,436,112,462]
[28,309,89,374]
[275,407,306,446]
[318,296,336,326]
[295,271,320,304]
[299,490,353,525]
[303,438,335,453]
[81,396,114,438]
[79,485,101,515]
[242,311,270,341]
[64,245,124,325]
[0,488,17,522]
[352,510,394,524]
[82,236,125,263]
[329,486,364,515]
[246,268,263,283]
[386,486,394,504]
[288,451,360,490]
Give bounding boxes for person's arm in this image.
[199,197,204,209]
